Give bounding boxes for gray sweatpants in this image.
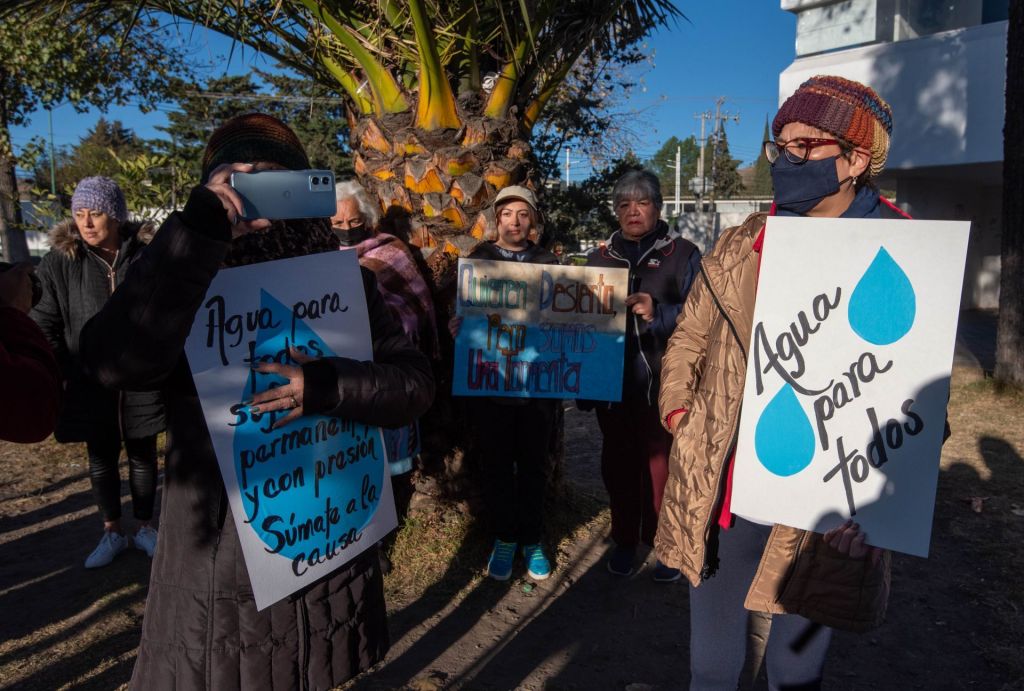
[689,518,832,691]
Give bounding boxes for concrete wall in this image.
[778,19,1007,310]
[780,20,1007,171]
[897,177,1002,309]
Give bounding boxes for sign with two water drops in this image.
[731,217,971,557]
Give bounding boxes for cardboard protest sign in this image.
[731,217,970,557]
[452,259,629,401]
[185,251,395,610]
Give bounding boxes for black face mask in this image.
[771,154,850,214]
[334,226,371,247]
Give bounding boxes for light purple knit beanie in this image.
[71,176,128,222]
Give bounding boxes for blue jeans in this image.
[689,518,832,691]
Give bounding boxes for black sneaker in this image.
[606,546,636,577]
[652,560,682,583]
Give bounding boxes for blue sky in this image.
[11,2,796,176]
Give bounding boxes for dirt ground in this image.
[2,363,1023,690]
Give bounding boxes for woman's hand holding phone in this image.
[205,163,273,239]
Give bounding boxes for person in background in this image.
[656,76,904,690]
[0,263,61,443]
[31,177,165,568]
[449,185,559,582]
[332,179,439,372]
[332,179,439,569]
[77,113,433,690]
[581,169,701,581]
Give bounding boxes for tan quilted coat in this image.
[654,212,891,632]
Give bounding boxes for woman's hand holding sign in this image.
[250,347,314,429]
[448,315,463,339]
[823,518,883,566]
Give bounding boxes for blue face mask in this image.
[771,154,849,214]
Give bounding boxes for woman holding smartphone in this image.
[78,114,434,691]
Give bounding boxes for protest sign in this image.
[452,259,629,401]
[731,217,970,557]
[185,251,395,610]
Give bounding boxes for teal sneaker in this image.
[487,539,517,581]
[522,543,551,580]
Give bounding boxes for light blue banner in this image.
[452,259,629,401]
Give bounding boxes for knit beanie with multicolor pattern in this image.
[201,113,310,182]
[71,176,128,222]
[772,75,893,177]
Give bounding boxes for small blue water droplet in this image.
[848,247,916,345]
[754,384,816,477]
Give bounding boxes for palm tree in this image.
[2,0,681,506]
[2,0,680,278]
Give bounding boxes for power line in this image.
[181,91,347,104]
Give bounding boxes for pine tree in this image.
[645,135,699,199]
[749,117,774,198]
[62,119,147,184]
[709,129,743,199]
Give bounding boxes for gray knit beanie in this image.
[71,176,128,223]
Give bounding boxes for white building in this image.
[779,0,1009,309]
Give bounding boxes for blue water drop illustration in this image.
[233,289,383,560]
[848,247,916,345]
[754,384,816,477]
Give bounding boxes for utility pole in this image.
[565,147,571,188]
[707,97,740,243]
[694,111,712,204]
[665,142,683,219]
[47,108,56,196]
[674,144,681,216]
[170,132,177,211]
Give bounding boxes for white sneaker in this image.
[134,526,158,558]
[84,531,130,569]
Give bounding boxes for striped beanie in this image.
[71,176,128,222]
[772,75,893,177]
[201,113,310,182]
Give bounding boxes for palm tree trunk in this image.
[350,108,568,509]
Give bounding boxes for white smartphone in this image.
[229,169,337,220]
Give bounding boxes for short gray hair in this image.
[334,179,381,228]
[612,169,663,210]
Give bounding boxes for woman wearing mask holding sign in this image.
[656,77,906,690]
[78,114,434,691]
[449,185,559,582]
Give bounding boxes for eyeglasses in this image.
[763,138,841,165]
[331,220,365,231]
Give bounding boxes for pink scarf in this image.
[343,232,439,359]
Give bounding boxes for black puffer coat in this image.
[30,219,164,441]
[78,186,435,691]
[585,221,700,405]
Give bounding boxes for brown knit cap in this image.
[201,113,310,181]
[773,75,893,177]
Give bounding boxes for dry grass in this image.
[383,483,607,606]
[936,368,1024,686]
[3,367,1023,689]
